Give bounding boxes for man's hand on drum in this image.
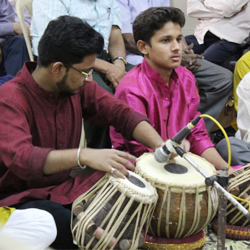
[80,148,136,179]
[169,139,191,159]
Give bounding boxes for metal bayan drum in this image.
[71,171,158,250]
[136,152,219,238]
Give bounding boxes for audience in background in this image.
[217,71,250,165]
[116,0,232,132]
[116,0,170,65]
[185,0,250,65]
[0,0,30,77]
[0,44,13,86]
[31,0,136,149]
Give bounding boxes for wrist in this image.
[113,59,126,71]
[77,146,86,169]
[112,56,127,67]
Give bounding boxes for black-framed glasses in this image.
[63,63,93,80]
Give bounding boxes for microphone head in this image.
[154,147,170,163]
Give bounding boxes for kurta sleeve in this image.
[110,82,153,157]
[0,86,71,188]
[81,81,149,142]
[186,80,214,155]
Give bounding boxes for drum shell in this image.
[71,171,158,250]
[226,165,250,227]
[136,152,219,239]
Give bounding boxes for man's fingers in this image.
[187,43,194,49]
[169,152,178,159]
[116,150,137,162]
[109,161,132,179]
[196,54,204,59]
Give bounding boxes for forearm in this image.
[94,26,127,87]
[93,58,110,74]
[201,147,228,170]
[122,33,141,55]
[132,121,164,151]
[43,149,78,175]
[108,27,126,59]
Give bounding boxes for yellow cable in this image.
[231,194,250,212]
[200,114,231,169]
[200,115,250,212]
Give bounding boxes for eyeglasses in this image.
[64,63,93,80]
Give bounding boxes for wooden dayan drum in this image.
[226,165,250,227]
[136,152,219,238]
[71,171,158,250]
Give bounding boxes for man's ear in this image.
[51,62,65,76]
[137,40,149,56]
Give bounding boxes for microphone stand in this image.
[174,147,250,250]
[217,168,228,250]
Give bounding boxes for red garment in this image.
[0,62,147,206]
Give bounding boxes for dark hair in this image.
[38,15,104,66]
[133,7,185,45]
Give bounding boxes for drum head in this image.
[108,170,158,203]
[136,152,216,189]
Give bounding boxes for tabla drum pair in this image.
[71,171,158,250]
[136,152,219,239]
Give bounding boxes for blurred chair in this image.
[15,0,34,61]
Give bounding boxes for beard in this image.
[56,73,77,96]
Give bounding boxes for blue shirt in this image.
[115,0,170,65]
[0,0,31,45]
[0,0,16,45]
[31,0,122,56]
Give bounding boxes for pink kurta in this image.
[110,59,214,157]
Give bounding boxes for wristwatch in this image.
[112,56,127,66]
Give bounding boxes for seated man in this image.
[0,206,56,250]
[0,0,30,76]
[217,71,250,165]
[116,0,232,132]
[116,0,170,65]
[0,16,163,249]
[110,7,232,172]
[0,44,13,86]
[233,50,250,111]
[185,0,250,65]
[31,0,136,149]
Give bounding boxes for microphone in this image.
[154,116,201,163]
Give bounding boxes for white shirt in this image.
[187,0,250,44]
[31,0,121,56]
[235,72,250,144]
[116,0,170,65]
